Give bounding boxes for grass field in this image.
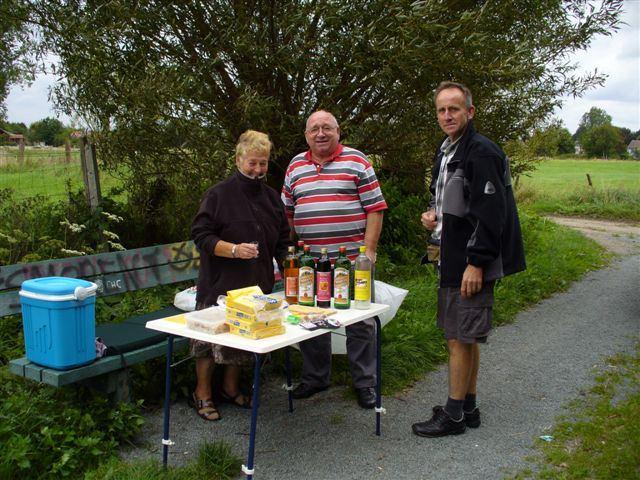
[517,158,640,221]
[0,147,123,200]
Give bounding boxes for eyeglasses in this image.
[305,125,337,135]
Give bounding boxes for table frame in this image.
[147,303,389,479]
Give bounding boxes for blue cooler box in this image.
[19,277,98,370]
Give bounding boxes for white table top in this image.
[146,302,390,354]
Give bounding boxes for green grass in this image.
[85,441,242,480]
[0,147,124,200]
[517,158,640,221]
[508,341,640,479]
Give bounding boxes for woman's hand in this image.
[233,242,259,259]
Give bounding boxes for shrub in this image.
[0,370,144,479]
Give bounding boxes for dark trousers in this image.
[299,273,377,389]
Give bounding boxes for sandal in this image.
[192,392,221,421]
[220,388,252,409]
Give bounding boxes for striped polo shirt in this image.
[281,144,387,260]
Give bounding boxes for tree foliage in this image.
[0,0,36,119]
[581,123,625,158]
[529,119,575,157]
[28,116,66,146]
[25,0,623,240]
[574,106,613,143]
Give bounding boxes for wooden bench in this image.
[2,241,200,402]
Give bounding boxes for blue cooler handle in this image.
[74,284,98,301]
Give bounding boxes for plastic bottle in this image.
[316,247,332,308]
[298,245,315,306]
[283,246,299,304]
[354,246,371,309]
[333,246,351,309]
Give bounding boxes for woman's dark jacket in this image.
[428,121,526,287]
[191,171,290,306]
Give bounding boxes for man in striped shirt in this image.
[281,110,387,409]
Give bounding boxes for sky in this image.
[4,3,639,134]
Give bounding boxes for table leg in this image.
[374,316,382,436]
[162,335,175,467]
[243,353,262,480]
[284,347,293,412]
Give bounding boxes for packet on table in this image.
[226,286,282,315]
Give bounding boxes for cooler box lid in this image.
[20,277,98,302]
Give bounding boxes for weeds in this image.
[509,342,640,479]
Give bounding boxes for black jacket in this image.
[429,121,526,287]
[191,171,291,306]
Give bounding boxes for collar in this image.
[440,135,462,156]
[234,169,264,194]
[437,121,477,160]
[304,144,344,165]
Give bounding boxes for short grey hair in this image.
[434,81,473,109]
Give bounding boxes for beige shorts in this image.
[436,281,495,344]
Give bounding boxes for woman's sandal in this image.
[192,392,221,421]
[220,388,252,409]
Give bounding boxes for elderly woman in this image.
[190,130,290,421]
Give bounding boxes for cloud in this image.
[556,2,639,132]
[5,74,70,126]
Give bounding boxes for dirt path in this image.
[546,215,640,254]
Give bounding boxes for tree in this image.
[26,0,623,240]
[0,0,35,119]
[581,124,625,158]
[28,117,66,146]
[528,119,575,157]
[574,106,613,143]
[557,127,575,154]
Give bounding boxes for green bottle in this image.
[298,245,316,306]
[333,246,351,309]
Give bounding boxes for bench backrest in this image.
[0,241,200,317]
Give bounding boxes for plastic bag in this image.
[173,285,197,311]
[374,280,409,326]
[328,280,408,355]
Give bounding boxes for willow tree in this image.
[26,0,622,239]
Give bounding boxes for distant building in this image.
[627,139,640,159]
[0,127,25,143]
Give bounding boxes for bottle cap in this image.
[288,246,295,252]
[339,245,346,252]
[321,247,328,254]
[359,246,366,253]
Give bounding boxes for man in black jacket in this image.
[412,81,526,438]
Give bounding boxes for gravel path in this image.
[124,229,639,479]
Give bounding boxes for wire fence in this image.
[0,147,88,201]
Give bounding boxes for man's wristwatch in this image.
[231,244,237,258]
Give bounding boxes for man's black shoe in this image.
[432,405,481,428]
[291,383,328,399]
[355,387,376,409]
[412,406,466,437]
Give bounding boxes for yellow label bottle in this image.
[354,246,371,309]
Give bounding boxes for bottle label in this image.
[316,271,331,302]
[298,266,314,303]
[354,270,371,301]
[285,275,298,298]
[333,267,350,305]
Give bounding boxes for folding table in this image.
[146,301,389,479]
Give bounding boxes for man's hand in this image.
[421,210,437,230]
[365,248,377,263]
[460,264,483,298]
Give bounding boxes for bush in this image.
[0,370,144,479]
[378,178,428,263]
